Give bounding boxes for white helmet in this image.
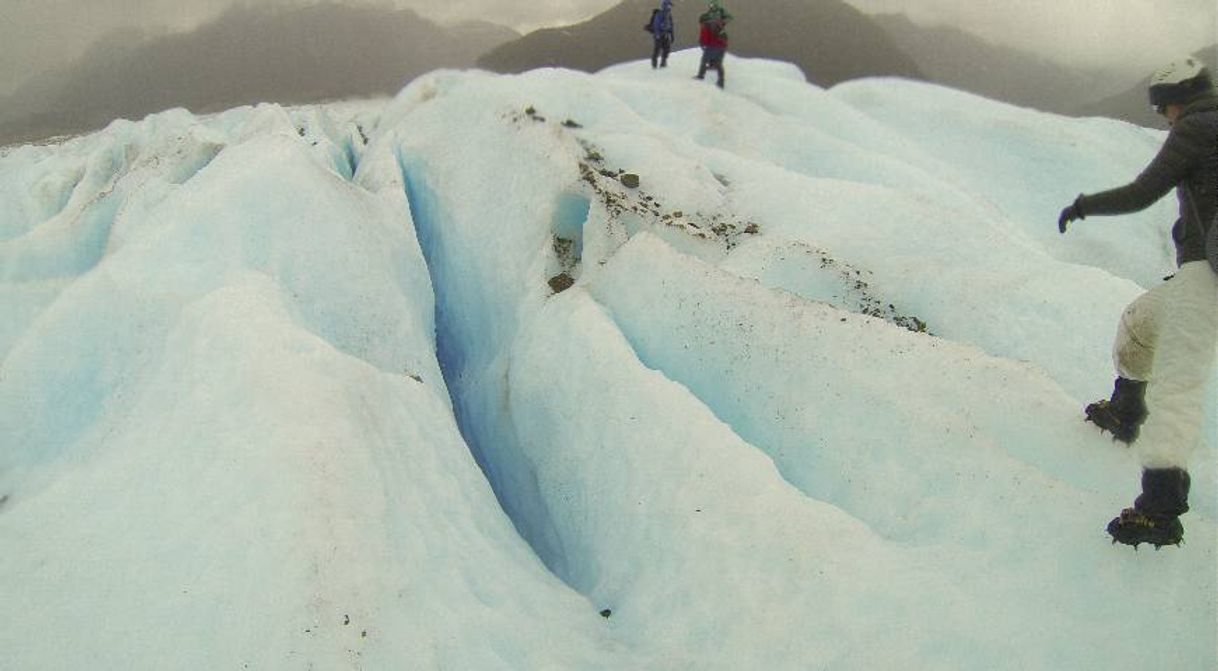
[1148,57,1212,107]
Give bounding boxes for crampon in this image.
[1084,400,1139,443]
[1106,508,1183,549]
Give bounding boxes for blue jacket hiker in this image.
[648,0,675,69]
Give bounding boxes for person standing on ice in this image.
[695,0,731,89]
[648,0,675,69]
[1058,56,1218,549]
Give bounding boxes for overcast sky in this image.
[2,0,1215,96]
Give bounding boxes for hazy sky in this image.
[2,0,1215,95]
[847,0,1217,72]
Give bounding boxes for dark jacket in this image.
[1079,92,1218,266]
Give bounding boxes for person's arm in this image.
[1079,119,1204,216]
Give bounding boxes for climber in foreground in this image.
[1058,56,1218,549]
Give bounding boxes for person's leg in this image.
[703,48,724,87]
[1113,286,1162,382]
[1086,282,1164,441]
[1136,262,1218,470]
[1109,262,1218,546]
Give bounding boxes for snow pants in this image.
[652,34,672,68]
[1112,261,1218,469]
[697,47,726,87]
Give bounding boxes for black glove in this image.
[1058,195,1085,233]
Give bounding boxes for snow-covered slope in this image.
[1,50,1213,669]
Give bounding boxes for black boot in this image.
[1134,468,1190,517]
[1107,468,1189,548]
[1085,377,1147,443]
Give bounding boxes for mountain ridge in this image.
[0,3,518,145]
[871,13,1131,117]
[477,0,925,88]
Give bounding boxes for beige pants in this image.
[1113,261,1218,469]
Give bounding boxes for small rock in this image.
[619,173,640,189]
[599,609,612,618]
[563,119,583,129]
[548,273,575,293]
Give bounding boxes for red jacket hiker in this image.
[699,19,728,49]
[695,2,731,87]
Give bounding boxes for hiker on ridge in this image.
[1057,56,1218,549]
[647,0,675,69]
[696,0,731,88]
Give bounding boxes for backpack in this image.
[645,8,659,32]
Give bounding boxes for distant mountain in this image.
[0,4,518,146]
[1078,45,1217,129]
[871,14,1128,116]
[477,0,923,87]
